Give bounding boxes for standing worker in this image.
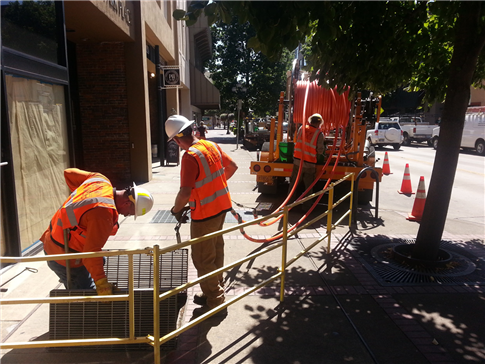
[166,115,238,313]
[288,113,326,209]
[41,168,154,295]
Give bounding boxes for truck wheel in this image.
[433,137,438,150]
[427,139,433,147]
[392,144,401,150]
[402,133,411,146]
[475,139,485,156]
[367,138,375,147]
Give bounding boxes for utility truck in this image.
[249,65,383,205]
[431,106,485,155]
[391,116,436,146]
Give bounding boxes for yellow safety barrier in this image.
[0,173,354,363]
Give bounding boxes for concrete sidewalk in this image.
[1,128,484,364]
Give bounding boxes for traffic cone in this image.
[382,152,392,175]
[407,176,427,222]
[398,163,414,194]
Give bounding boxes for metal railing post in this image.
[128,254,135,340]
[327,184,334,252]
[152,245,161,364]
[279,206,289,302]
[349,173,354,227]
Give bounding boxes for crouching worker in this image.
[165,115,238,311]
[41,168,154,295]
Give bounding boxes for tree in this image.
[175,1,485,261]
[206,18,293,117]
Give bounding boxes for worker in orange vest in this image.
[166,115,238,314]
[288,113,326,209]
[41,168,154,295]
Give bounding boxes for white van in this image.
[431,106,485,155]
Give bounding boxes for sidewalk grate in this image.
[351,238,483,286]
[150,209,255,224]
[49,250,188,351]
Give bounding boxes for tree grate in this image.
[351,238,484,286]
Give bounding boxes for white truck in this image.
[391,116,436,146]
[431,106,485,156]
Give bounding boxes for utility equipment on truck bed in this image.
[250,65,383,204]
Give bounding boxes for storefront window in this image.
[5,74,70,250]
[1,0,60,64]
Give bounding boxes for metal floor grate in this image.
[150,209,256,223]
[105,249,188,290]
[49,289,178,351]
[49,250,188,351]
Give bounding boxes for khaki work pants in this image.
[288,162,317,210]
[190,213,226,308]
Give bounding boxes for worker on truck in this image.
[288,113,326,209]
[165,115,238,314]
[41,168,154,295]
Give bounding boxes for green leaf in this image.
[173,9,187,20]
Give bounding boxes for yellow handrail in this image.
[0,173,355,363]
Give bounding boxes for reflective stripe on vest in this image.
[49,174,119,253]
[294,125,321,163]
[187,140,232,221]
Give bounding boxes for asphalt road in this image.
[372,143,485,235]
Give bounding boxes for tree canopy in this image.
[206,18,293,117]
[176,1,485,260]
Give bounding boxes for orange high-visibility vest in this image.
[294,124,322,163]
[48,174,119,254]
[187,140,232,221]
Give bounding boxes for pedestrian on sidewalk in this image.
[288,113,326,210]
[41,168,154,295]
[166,115,238,310]
[197,121,207,140]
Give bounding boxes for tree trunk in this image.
[413,2,485,260]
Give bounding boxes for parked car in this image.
[391,116,436,146]
[366,118,403,150]
[431,107,485,155]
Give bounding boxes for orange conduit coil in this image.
[233,81,351,243]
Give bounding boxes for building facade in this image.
[1,0,219,257]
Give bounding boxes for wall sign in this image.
[108,0,131,25]
[162,66,181,87]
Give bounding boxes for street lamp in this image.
[231,83,248,147]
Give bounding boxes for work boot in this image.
[193,293,207,306]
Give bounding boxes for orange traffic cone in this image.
[382,152,392,175]
[407,176,426,222]
[398,163,414,194]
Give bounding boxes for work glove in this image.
[95,277,113,296]
[171,206,190,223]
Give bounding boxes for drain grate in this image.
[351,238,482,286]
[49,250,188,351]
[150,209,255,223]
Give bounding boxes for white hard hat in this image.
[132,183,154,219]
[308,113,323,124]
[165,115,195,140]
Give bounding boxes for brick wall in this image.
[76,42,131,187]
